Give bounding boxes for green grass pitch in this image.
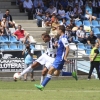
[0,79,100,100]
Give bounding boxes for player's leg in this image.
[18,54,46,78]
[19,61,40,77]
[41,60,64,86]
[40,67,48,84]
[54,70,60,76]
[40,55,55,84]
[35,66,56,90]
[35,59,63,90]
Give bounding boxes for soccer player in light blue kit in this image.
[35,25,76,90]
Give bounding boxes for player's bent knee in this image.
[42,70,47,76]
[48,67,55,75]
[54,70,60,76]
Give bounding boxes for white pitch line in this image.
[0,90,100,92]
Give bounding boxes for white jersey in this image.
[46,37,57,58]
[36,37,57,69]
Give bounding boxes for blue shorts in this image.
[52,58,65,70]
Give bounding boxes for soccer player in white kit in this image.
[15,33,59,83]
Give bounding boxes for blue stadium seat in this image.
[83,20,92,27]
[77,43,86,49]
[66,20,70,25]
[0,36,2,44]
[85,45,92,49]
[0,35,11,44]
[18,43,25,50]
[86,49,91,55]
[0,43,10,50]
[9,35,20,43]
[30,44,35,49]
[92,20,100,27]
[9,43,19,50]
[92,28,100,35]
[73,36,80,43]
[75,20,82,27]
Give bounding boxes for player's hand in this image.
[64,58,70,63]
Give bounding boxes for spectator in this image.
[87,30,99,46]
[17,0,25,12]
[73,3,82,20]
[76,25,87,44]
[68,0,74,8]
[43,0,52,10]
[93,0,99,17]
[59,0,68,9]
[1,18,9,35]
[23,0,34,19]
[33,0,44,8]
[65,26,73,43]
[43,12,51,27]
[50,14,57,23]
[60,17,67,27]
[85,1,97,22]
[3,9,16,28]
[50,17,60,36]
[13,25,34,43]
[65,6,74,20]
[58,5,66,20]
[75,0,83,8]
[52,0,59,9]
[22,43,35,81]
[45,3,57,16]
[1,18,8,29]
[35,4,45,27]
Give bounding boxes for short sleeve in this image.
[94,49,99,54]
[61,37,69,47]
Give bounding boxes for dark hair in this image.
[41,32,50,38]
[80,25,83,27]
[41,32,48,36]
[18,25,22,27]
[6,9,9,12]
[58,25,65,33]
[25,44,30,49]
[62,17,67,21]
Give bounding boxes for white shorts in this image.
[85,14,90,19]
[36,53,55,69]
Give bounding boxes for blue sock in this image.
[41,74,52,87]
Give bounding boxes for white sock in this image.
[20,65,32,77]
[40,76,44,85]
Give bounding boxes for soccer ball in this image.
[13,73,20,81]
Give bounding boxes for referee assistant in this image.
[88,42,100,80]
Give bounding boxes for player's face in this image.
[44,37,49,42]
[42,36,50,43]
